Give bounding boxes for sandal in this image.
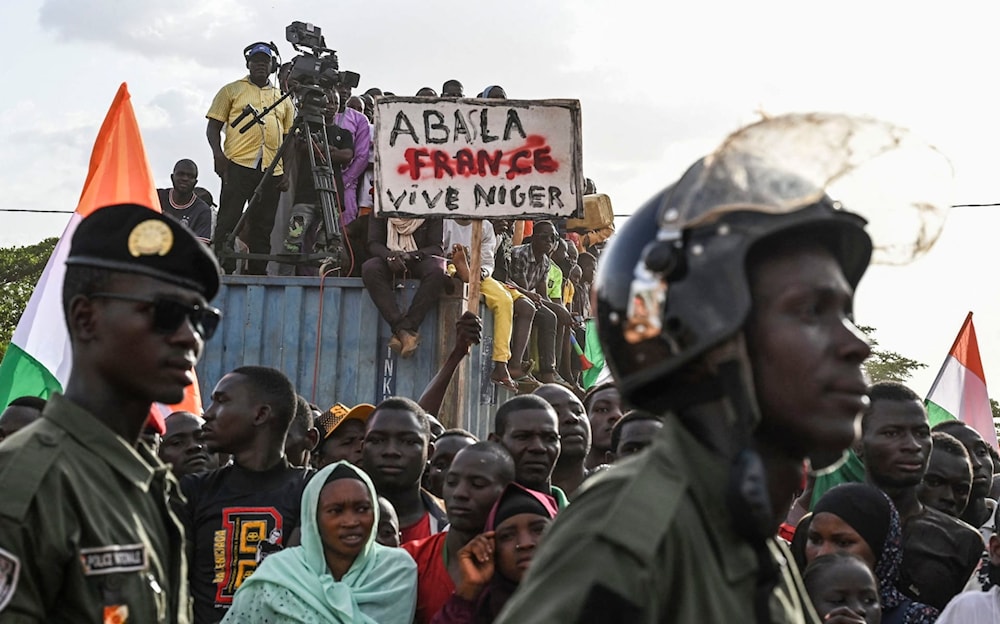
[492,376,519,393]
[514,374,542,394]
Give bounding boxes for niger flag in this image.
[0,83,203,432]
[925,312,998,450]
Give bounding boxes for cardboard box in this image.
[567,194,614,232]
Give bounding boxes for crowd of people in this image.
[3,37,1000,624]
[173,40,614,379]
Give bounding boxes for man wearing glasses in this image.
[0,203,221,623]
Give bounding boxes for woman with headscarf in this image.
[795,483,939,624]
[431,483,559,623]
[222,461,417,623]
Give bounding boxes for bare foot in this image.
[451,244,471,283]
[491,362,518,392]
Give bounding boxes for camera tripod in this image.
[221,91,346,275]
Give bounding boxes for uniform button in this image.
[38,433,57,446]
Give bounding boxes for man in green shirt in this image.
[0,203,221,623]
[498,151,874,623]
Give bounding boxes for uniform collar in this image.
[44,393,158,491]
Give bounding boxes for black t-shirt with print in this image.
[180,461,312,623]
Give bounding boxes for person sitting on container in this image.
[363,215,446,358]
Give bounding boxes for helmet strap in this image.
[689,336,779,624]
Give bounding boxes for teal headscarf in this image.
[222,462,417,624]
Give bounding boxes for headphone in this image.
[243,41,280,74]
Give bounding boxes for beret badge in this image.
[127,219,174,257]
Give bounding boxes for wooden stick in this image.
[467,221,484,313]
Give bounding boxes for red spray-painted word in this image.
[396,135,558,181]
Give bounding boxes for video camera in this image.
[285,21,360,116]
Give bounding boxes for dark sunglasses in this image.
[89,292,221,340]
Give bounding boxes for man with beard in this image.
[403,442,514,623]
[490,395,568,508]
[534,384,592,499]
[860,381,983,610]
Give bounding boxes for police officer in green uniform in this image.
[497,145,875,622]
[0,203,221,623]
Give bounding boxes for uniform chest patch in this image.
[0,546,20,611]
[80,544,147,576]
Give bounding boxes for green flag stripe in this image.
[0,343,63,407]
[925,399,957,428]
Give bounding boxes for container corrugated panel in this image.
[197,275,507,439]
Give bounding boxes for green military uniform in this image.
[0,394,191,623]
[496,416,820,624]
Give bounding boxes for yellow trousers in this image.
[479,276,519,363]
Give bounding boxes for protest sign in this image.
[374,97,583,219]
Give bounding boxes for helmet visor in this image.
[662,113,953,265]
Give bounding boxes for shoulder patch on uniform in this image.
[0,546,21,612]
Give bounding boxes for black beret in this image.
[66,204,221,300]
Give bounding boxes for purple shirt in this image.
[334,107,371,224]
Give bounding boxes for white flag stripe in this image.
[10,213,80,385]
[928,354,993,434]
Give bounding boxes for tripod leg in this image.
[220,124,300,273]
[303,118,345,275]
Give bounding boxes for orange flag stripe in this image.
[75,83,161,217]
[948,312,987,384]
[75,83,203,431]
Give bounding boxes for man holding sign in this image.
[372,96,583,371]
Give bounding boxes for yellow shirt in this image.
[206,76,294,176]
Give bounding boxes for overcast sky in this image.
[3,0,1000,397]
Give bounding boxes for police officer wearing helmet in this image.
[498,150,873,623]
[0,204,221,622]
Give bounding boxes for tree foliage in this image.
[0,238,58,360]
[858,325,927,384]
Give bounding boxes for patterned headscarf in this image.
[812,484,938,624]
